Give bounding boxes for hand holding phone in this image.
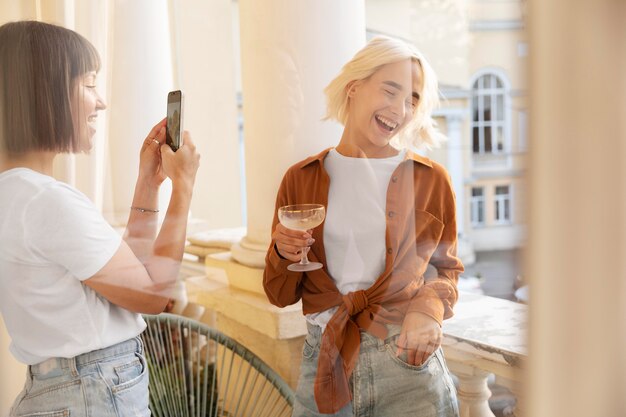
[161,131,200,191]
[166,90,184,151]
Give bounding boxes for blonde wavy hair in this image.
[324,36,444,150]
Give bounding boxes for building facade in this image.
[365,0,528,256]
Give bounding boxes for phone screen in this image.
[166,90,183,151]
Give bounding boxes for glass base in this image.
[287,262,323,272]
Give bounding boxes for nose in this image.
[390,96,405,119]
[96,91,107,110]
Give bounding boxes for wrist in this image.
[171,178,195,196]
[406,311,441,326]
[136,175,162,192]
[131,178,159,210]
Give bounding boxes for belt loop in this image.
[69,356,79,377]
[378,333,387,350]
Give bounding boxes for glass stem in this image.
[300,247,310,265]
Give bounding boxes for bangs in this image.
[68,31,101,77]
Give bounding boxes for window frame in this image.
[470,68,512,157]
[470,186,486,227]
[494,184,513,225]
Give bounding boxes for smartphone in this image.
[166,90,184,151]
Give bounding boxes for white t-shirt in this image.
[307,149,405,329]
[0,168,146,365]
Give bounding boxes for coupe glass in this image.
[278,204,326,272]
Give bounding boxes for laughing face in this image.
[71,71,106,152]
[345,59,422,153]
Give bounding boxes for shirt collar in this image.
[298,147,433,169]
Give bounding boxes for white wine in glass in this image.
[278,204,326,272]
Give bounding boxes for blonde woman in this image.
[0,21,199,416]
[264,36,462,416]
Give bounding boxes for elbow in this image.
[263,270,302,308]
[264,288,285,307]
[129,296,169,315]
[268,297,289,308]
[264,286,292,308]
[266,288,300,308]
[143,304,167,315]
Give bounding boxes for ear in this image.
[345,80,362,98]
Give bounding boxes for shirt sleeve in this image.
[24,183,122,281]
[407,168,463,324]
[263,169,305,307]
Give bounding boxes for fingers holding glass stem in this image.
[277,204,325,272]
[272,223,315,262]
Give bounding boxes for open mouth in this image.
[375,115,399,133]
[87,115,98,129]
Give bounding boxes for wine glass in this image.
[278,204,326,272]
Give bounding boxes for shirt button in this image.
[391,176,398,183]
[388,211,395,218]
[387,248,392,255]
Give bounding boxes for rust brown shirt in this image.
[263,147,463,413]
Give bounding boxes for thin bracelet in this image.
[130,206,159,213]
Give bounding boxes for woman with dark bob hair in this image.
[0,21,199,416]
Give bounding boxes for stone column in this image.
[439,108,474,264]
[454,368,495,417]
[169,0,243,227]
[231,0,366,267]
[527,1,626,417]
[103,0,173,223]
[446,111,466,237]
[197,0,366,388]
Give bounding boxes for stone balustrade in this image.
[443,292,526,417]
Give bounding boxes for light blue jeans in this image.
[10,337,150,417]
[292,323,459,417]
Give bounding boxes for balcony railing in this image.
[443,292,526,417]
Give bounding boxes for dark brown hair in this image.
[0,21,101,153]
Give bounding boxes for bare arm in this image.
[84,123,200,314]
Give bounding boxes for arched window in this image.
[471,73,507,154]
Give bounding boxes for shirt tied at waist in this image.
[313,288,401,414]
[343,290,368,316]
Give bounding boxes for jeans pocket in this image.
[111,367,150,417]
[385,338,438,372]
[98,352,148,394]
[111,352,148,394]
[113,357,142,386]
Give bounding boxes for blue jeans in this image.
[10,337,150,417]
[292,323,459,417]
